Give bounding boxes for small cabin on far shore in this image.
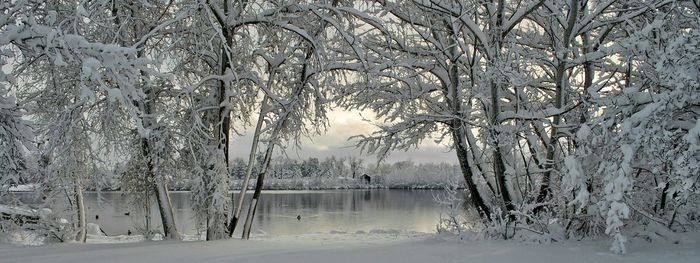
[360,174,371,184]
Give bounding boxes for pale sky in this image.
[229,109,457,164]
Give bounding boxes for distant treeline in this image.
[76,156,461,191]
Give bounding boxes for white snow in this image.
[6,184,38,192]
[0,231,46,247]
[86,223,104,236]
[83,234,148,244]
[0,204,37,217]
[1,232,699,263]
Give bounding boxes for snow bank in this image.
[256,230,429,245]
[0,204,37,217]
[86,223,104,236]
[6,184,38,192]
[1,232,699,263]
[85,234,147,244]
[0,231,45,246]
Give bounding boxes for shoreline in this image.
[2,231,699,263]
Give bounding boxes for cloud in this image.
[229,109,457,164]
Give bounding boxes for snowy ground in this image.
[1,231,699,263]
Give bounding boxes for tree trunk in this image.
[659,182,670,212]
[535,0,579,213]
[242,137,276,239]
[205,148,230,241]
[239,3,324,238]
[208,1,234,239]
[490,71,516,216]
[74,180,86,243]
[465,128,497,197]
[228,97,267,236]
[203,4,234,239]
[489,0,516,217]
[114,0,180,238]
[139,86,179,239]
[240,67,305,239]
[452,122,492,220]
[144,189,151,236]
[154,174,179,239]
[442,18,493,221]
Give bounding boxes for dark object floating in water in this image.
[124,212,130,216]
[95,215,99,220]
[297,215,301,221]
[127,230,131,235]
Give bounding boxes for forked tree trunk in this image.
[452,123,492,220]
[465,128,497,197]
[239,1,329,239]
[228,97,266,236]
[438,18,495,221]
[241,71,305,239]
[242,137,276,239]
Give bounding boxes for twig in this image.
[626,199,671,229]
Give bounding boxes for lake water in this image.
[10,190,457,237]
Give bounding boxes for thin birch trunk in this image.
[241,58,309,239]
[240,0,333,239]
[228,96,267,236]
[242,134,276,239]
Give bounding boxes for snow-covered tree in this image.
[1,0,168,241]
[336,0,697,253]
[0,88,33,195]
[562,5,700,252]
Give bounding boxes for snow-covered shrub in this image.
[0,204,73,244]
[0,92,33,192]
[563,19,700,253]
[435,174,471,235]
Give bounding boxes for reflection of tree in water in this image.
[362,190,372,202]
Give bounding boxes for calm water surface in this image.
[12,190,456,237]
